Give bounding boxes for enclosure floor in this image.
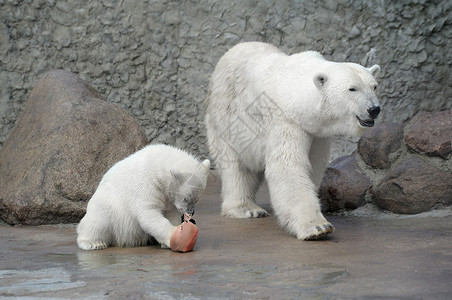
[1,173,451,299]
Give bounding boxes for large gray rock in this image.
[0,70,148,225]
[358,123,404,169]
[374,156,452,214]
[404,110,452,159]
[319,155,370,212]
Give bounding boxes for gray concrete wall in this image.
[1,0,451,160]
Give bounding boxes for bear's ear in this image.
[313,73,328,89]
[368,65,380,77]
[201,159,211,170]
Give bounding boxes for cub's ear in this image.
[368,64,380,77]
[313,73,328,89]
[202,159,211,170]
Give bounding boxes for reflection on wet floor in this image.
[42,251,348,299]
[0,267,86,296]
[77,251,139,270]
[74,250,349,299]
[76,250,349,299]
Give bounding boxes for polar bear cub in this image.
[77,144,210,250]
[205,42,380,240]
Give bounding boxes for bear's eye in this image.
[349,88,357,92]
[373,85,378,90]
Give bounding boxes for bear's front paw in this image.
[222,202,269,218]
[297,222,334,240]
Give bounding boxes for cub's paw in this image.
[222,202,269,218]
[297,222,335,240]
[77,240,108,251]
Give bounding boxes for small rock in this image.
[0,70,148,225]
[374,156,452,214]
[404,110,452,159]
[319,154,370,212]
[358,123,404,169]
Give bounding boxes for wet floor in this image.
[1,174,451,299]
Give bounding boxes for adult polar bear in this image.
[205,42,381,240]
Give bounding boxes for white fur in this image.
[77,144,210,250]
[205,42,380,240]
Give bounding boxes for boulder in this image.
[0,70,148,225]
[319,155,370,212]
[321,110,451,215]
[404,110,452,159]
[357,122,404,169]
[374,156,452,214]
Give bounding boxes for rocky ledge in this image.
[320,110,452,214]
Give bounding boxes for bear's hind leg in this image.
[220,163,268,218]
[77,215,112,251]
[77,240,109,251]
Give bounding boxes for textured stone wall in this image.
[1,0,451,160]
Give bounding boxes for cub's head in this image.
[168,159,210,215]
[313,63,381,137]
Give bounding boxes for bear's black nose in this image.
[368,106,380,119]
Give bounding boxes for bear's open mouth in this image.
[356,116,375,127]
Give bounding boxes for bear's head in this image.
[168,159,210,216]
[313,63,380,137]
